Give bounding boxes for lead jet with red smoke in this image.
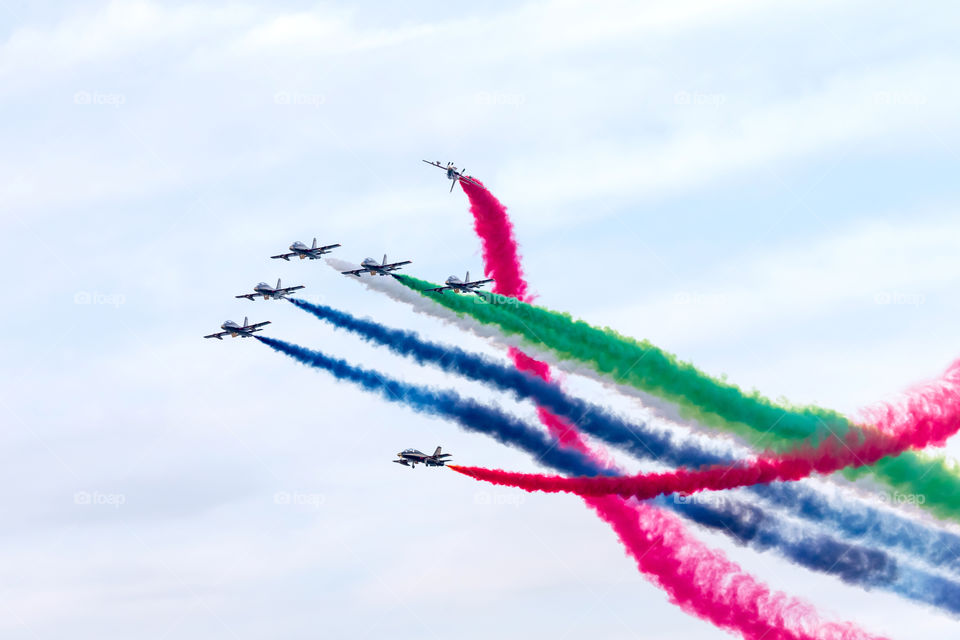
[235,278,305,301]
[422,160,480,192]
[425,271,494,296]
[203,317,271,340]
[393,446,452,468]
[341,254,412,277]
[270,238,341,261]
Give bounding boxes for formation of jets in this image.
[393,446,453,468]
[204,161,494,466]
[425,271,494,296]
[422,160,480,192]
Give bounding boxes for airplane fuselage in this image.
[219,322,254,338]
[360,259,390,276]
[253,285,284,299]
[290,244,326,259]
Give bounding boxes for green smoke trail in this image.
[395,274,960,522]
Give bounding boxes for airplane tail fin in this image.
[382,253,387,266]
[312,237,317,250]
[465,271,470,283]
[243,316,249,327]
[276,278,282,290]
[433,446,442,458]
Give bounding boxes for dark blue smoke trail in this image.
[259,332,960,615]
[288,297,960,578]
[256,335,597,476]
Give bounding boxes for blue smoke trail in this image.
[259,332,960,615]
[288,297,960,579]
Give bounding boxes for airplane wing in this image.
[314,243,341,253]
[383,260,412,271]
[203,331,228,340]
[422,160,444,169]
[460,175,480,187]
[341,268,365,277]
[278,285,305,295]
[270,252,295,261]
[435,453,453,458]
[465,278,494,287]
[235,293,257,300]
[246,321,271,331]
[424,285,451,293]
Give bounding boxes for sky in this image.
[2,1,960,638]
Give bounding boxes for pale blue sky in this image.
[2,2,960,638]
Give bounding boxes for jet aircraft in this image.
[341,255,412,277]
[393,446,452,468]
[235,278,305,300]
[271,238,341,261]
[425,271,494,296]
[203,317,271,340]
[422,160,480,192]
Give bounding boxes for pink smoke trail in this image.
[458,178,884,640]
[450,357,960,499]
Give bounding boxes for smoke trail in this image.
[288,296,960,582]
[460,178,529,301]
[257,334,888,639]
[294,296,960,502]
[392,273,960,523]
[325,261,960,574]
[458,176,956,623]
[447,376,960,500]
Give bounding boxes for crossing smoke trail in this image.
[257,334,887,640]
[391,273,960,523]
[324,259,960,575]
[456,178,881,638]
[458,178,906,635]
[289,298,960,613]
[447,361,960,500]
[289,296,960,580]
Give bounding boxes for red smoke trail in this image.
[459,179,883,640]
[461,179,529,301]
[450,358,960,501]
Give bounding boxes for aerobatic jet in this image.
[393,446,452,468]
[425,271,494,296]
[235,278,305,300]
[203,317,271,340]
[271,238,341,261]
[422,160,480,192]
[341,254,412,277]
